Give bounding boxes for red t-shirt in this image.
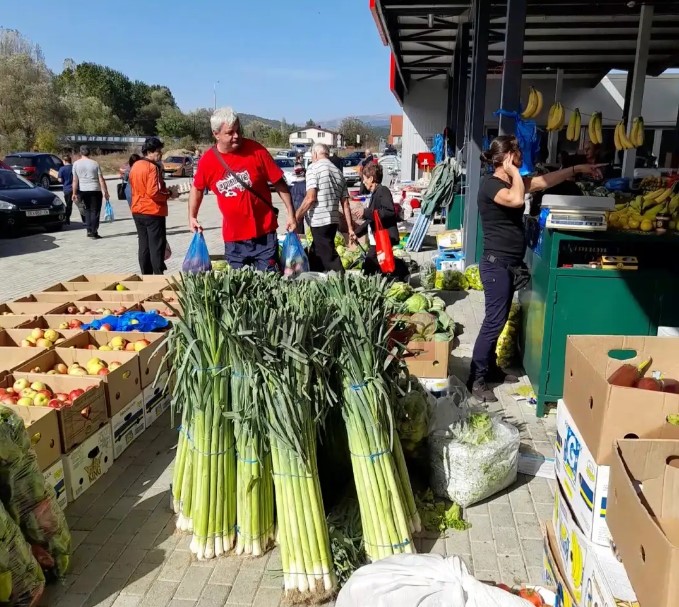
[193,139,283,242]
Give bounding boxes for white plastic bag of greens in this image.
[428,381,520,507]
[336,553,538,607]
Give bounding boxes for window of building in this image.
[317,132,324,139]
[300,132,306,138]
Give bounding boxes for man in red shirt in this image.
[189,107,296,271]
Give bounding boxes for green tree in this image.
[305,119,316,127]
[338,117,376,147]
[186,108,214,142]
[156,107,193,139]
[61,93,125,135]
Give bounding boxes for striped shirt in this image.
[305,158,348,227]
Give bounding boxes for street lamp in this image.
[213,81,220,111]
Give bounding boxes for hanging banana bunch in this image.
[587,112,603,145]
[546,102,566,132]
[630,116,645,148]
[521,86,543,119]
[566,108,582,142]
[614,120,635,151]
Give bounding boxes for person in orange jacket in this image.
[128,137,178,274]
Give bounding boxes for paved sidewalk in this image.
[1,189,557,606]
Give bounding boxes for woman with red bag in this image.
[351,163,409,281]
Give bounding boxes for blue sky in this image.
[4,0,400,124]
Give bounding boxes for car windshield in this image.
[0,170,34,190]
[275,158,294,168]
[165,157,184,163]
[3,156,32,167]
[344,158,360,167]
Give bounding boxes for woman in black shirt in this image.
[469,136,603,402]
[352,162,408,280]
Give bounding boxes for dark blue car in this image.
[0,169,66,235]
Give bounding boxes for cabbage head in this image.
[405,293,430,313]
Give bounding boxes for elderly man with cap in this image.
[189,106,297,272]
[128,137,177,274]
[72,145,109,238]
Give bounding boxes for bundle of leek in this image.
[258,280,336,597]
[167,272,236,560]
[328,275,421,562]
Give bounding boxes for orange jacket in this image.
[129,159,170,216]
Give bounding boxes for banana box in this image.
[62,422,113,502]
[553,479,589,605]
[43,459,67,511]
[111,394,145,460]
[542,522,577,607]
[555,400,612,547]
[582,542,638,607]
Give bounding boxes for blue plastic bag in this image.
[103,199,115,222]
[182,232,211,273]
[280,231,309,277]
[82,311,170,332]
[493,109,540,176]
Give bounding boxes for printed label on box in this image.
[62,423,113,502]
[43,459,67,511]
[143,371,170,427]
[555,400,611,547]
[111,394,145,459]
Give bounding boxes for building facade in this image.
[289,127,344,149]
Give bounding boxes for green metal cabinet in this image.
[445,194,465,230]
[519,223,679,417]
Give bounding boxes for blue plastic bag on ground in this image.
[280,231,309,277]
[82,311,170,332]
[182,232,211,273]
[103,199,115,222]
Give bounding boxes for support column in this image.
[547,68,564,164]
[498,0,527,135]
[455,22,470,152]
[463,0,490,263]
[622,3,654,178]
[448,26,463,148]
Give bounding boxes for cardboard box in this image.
[15,348,141,418]
[0,302,64,316]
[0,315,34,329]
[0,347,46,373]
[5,372,108,452]
[553,480,590,605]
[30,315,99,331]
[563,335,679,465]
[43,282,115,292]
[0,328,79,348]
[138,301,181,321]
[608,438,679,607]
[14,406,61,470]
[13,292,97,304]
[52,299,133,316]
[43,459,67,511]
[436,229,463,252]
[62,423,113,502]
[111,394,145,459]
[101,281,165,294]
[542,522,578,607]
[403,339,451,379]
[581,538,639,607]
[82,291,156,304]
[555,400,611,547]
[143,370,170,426]
[66,274,137,284]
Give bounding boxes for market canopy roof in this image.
[371,0,679,87]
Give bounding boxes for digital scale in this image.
[543,194,614,232]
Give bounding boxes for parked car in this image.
[343,158,362,186]
[0,169,65,234]
[383,145,398,156]
[345,151,366,161]
[0,160,11,171]
[272,157,296,187]
[2,152,63,189]
[162,155,194,178]
[276,150,297,160]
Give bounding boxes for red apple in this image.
[100,323,113,331]
[68,389,85,401]
[30,328,44,340]
[125,343,136,352]
[97,368,110,376]
[108,362,122,371]
[134,339,151,351]
[87,345,98,350]
[55,393,69,402]
[37,389,52,399]
[47,399,62,409]
[1,396,17,405]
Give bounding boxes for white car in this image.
[276,150,297,160]
[273,157,296,186]
[342,158,362,186]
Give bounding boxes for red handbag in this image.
[373,211,396,274]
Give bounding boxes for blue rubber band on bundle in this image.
[178,426,234,455]
[231,371,250,379]
[193,365,227,372]
[234,524,275,540]
[235,451,259,464]
[350,383,367,391]
[364,538,411,549]
[349,449,389,462]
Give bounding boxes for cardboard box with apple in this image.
[43,458,67,511]
[402,339,452,379]
[0,314,34,329]
[608,438,679,607]
[0,301,65,318]
[13,292,98,304]
[563,335,679,466]
[111,394,145,459]
[0,327,78,349]
[14,348,141,418]
[542,522,577,607]
[2,372,108,452]
[83,290,156,304]
[61,330,167,389]
[66,274,137,284]
[62,422,113,502]
[139,301,180,321]
[43,281,116,292]
[143,369,170,426]
[9,404,61,471]
[0,347,46,374]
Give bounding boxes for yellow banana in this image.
[643,203,667,220]
[558,103,566,130]
[521,87,537,119]
[631,196,643,212]
[669,194,679,214]
[630,118,640,147]
[656,187,672,204]
[619,121,634,149]
[635,116,645,147]
[547,103,558,130]
[532,88,543,118]
[574,109,581,141]
[566,111,575,141]
[614,123,622,151]
[588,113,597,144]
[595,113,603,144]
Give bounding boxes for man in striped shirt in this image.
[295,143,354,272]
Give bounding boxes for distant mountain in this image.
[238,113,284,129]
[319,114,393,129]
[237,112,394,138]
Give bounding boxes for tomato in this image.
[517,588,544,606]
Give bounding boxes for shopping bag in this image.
[373,211,396,274]
[103,199,115,222]
[182,232,211,273]
[164,241,172,261]
[280,231,309,277]
[116,182,126,200]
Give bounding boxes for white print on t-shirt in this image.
[216,170,252,197]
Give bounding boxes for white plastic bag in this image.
[428,389,520,507]
[336,554,537,607]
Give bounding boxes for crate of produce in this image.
[0,347,46,374]
[43,281,115,292]
[1,373,108,452]
[66,274,137,284]
[0,327,77,349]
[62,422,113,502]
[0,302,65,317]
[13,291,98,304]
[7,404,61,471]
[83,290,160,304]
[110,393,145,459]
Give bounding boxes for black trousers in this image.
[362,246,409,281]
[64,191,73,224]
[79,191,103,235]
[309,224,343,273]
[133,214,166,275]
[469,258,515,383]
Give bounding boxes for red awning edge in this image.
[370,0,388,46]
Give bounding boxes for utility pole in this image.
[213,81,220,111]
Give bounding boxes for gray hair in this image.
[210,107,239,133]
[79,145,90,156]
[312,143,330,157]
